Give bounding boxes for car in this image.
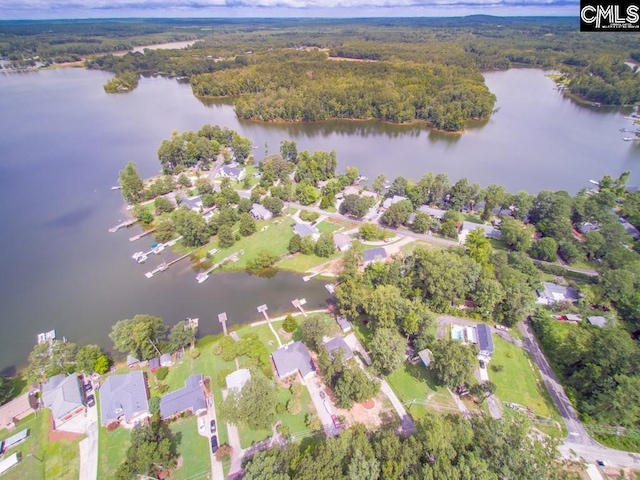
[331,414,341,429]
[319,391,326,400]
[210,419,217,434]
[86,394,95,408]
[84,382,93,393]
[479,360,486,369]
[210,435,219,454]
[597,460,606,467]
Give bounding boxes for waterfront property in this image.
[536,282,580,305]
[42,374,85,429]
[382,195,408,209]
[250,203,273,221]
[324,337,354,361]
[460,221,502,240]
[336,315,353,333]
[363,247,387,266]
[418,205,447,220]
[333,232,352,252]
[159,374,207,421]
[271,341,316,381]
[218,164,246,182]
[100,370,150,427]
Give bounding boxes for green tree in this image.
[169,319,197,351]
[300,315,330,352]
[411,212,431,234]
[470,381,497,404]
[335,278,364,319]
[529,237,558,262]
[282,315,298,333]
[481,184,506,222]
[195,177,214,196]
[372,174,387,194]
[94,355,110,374]
[359,223,385,241]
[177,173,192,188]
[76,344,103,374]
[263,196,284,216]
[154,216,175,243]
[133,204,154,225]
[217,224,235,248]
[24,340,78,382]
[280,140,298,163]
[315,232,336,258]
[220,374,277,430]
[369,328,406,375]
[465,229,493,268]
[172,207,209,246]
[364,285,408,330]
[239,212,257,236]
[246,250,280,273]
[430,339,476,388]
[300,236,315,255]
[118,161,144,204]
[109,314,167,361]
[153,195,174,214]
[500,218,534,252]
[380,200,412,228]
[334,363,380,409]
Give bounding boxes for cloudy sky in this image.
[0,0,580,20]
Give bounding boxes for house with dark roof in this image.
[250,203,273,221]
[460,221,502,239]
[100,371,150,427]
[620,219,640,240]
[382,195,408,209]
[148,358,161,373]
[160,374,207,420]
[160,353,173,368]
[536,282,580,305]
[271,341,316,380]
[180,195,203,213]
[363,247,387,265]
[324,337,354,361]
[42,374,85,429]
[218,164,246,182]
[333,233,352,252]
[336,315,353,333]
[476,324,494,358]
[293,223,320,239]
[418,205,447,220]
[126,355,140,368]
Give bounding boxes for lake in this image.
[0,66,637,372]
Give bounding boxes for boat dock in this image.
[36,330,56,345]
[292,298,308,318]
[623,137,640,142]
[129,228,156,242]
[145,262,168,279]
[325,284,335,294]
[196,250,243,283]
[108,218,136,233]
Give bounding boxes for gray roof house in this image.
[536,282,580,305]
[324,337,354,361]
[382,195,408,209]
[579,222,599,235]
[180,195,203,212]
[333,233,352,252]
[160,353,173,367]
[293,223,320,238]
[621,219,640,240]
[250,203,273,221]
[336,315,353,333]
[126,355,139,368]
[218,164,246,182]
[418,349,432,368]
[587,316,608,328]
[418,205,447,219]
[476,324,494,358]
[363,247,387,265]
[100,371,150,427]
[460,221,502,239]
[42,374,85,428]
[160,374,207,420]
[271,341,316,380]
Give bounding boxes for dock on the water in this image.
[218,312,228,335]
[129,228,156,242]
[36,329,56,345]
[108,218,136,233]
[292,298,308,318]
[325,284,335,294]
[145,262,168,279]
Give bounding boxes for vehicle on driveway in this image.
[210,435,219,453]
[331,414,341,429]
[210,419,217,434]
[86,394,95,407]
[597,460,606,467]
[84,382,93,393]
[319,391,326,399]
[479,360,486,369]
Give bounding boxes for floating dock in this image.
[36,330,56,345]
[196,250,243,283]
[145,262,168,279]
[129,228,156,242]
[325,284,335,294]
[108,218,136,233]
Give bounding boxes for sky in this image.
[0,0,580,20]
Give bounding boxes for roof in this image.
[565,314,582,322]
[271,341,315,379]
[418,349,431,367]
[333,232,352,250]
[100,371,149,426]
[587,316,608,328]
[363,247,386,264]
[621,220,640,240]
[149,358,160,370]
[360,190,378,199]
[250,203,271,219]
[0,453,20,476]
[126,355,139,367]
[342,186,360,197]
[225,369,251,391]
[221,165,244,179]
[324,337,354,361]
[0,393,35,429]
[476,324,494,354]
[181,196,202,211]
[336,315,352,332]
[418,205,447,219]
[382,195,408,209]
[4,428,29,448]
[538,282,580,304]
[42,374,84,421]
[461,221,501,238]
[160,374,206,420]
[579,222,599,234]
[293,223,319,237]
[160,353,172,366]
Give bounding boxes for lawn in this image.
[316,220,341,234]
[97,423,131,479]
[351,317,374,349]
[241,323,281,354]
[488,336,559,419]
[0,410,81,480]
[277,251,340,272]
[386,363,457,420]
[168,416,211,480]
[277,385,315,439]
[400,241,445,255]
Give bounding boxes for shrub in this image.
[491,364,504,373]
[190,348,201,359]
[157,383,169,394]
[276,403,285,414]
[149,396,161,416]
[215,444,233,462]
[282,315,298,333]
[217,368,234,387]
[276,423,291,437]
[305,412,321,430]
[155,367,169,381]
[290,382,303,397]
[220,336,237,362]
[213,343,223,355]
[287,398,302,415]
[300,210,320,222]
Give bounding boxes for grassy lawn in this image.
[352,317,374,349]
[277,251,340,272]
[0,410,81,480]
[168,416,210,480]
[488,337,560,420]
[400,240,446,255]
[97,423,131,479]
[316,220,341,234]
[386,363,456,420]
[277,385,315,438]
[241,323,281,354]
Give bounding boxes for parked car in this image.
[319,391,326,400]
[331,414,341,429]
[86,394,95,408]
[597,460,606,467]
[479,360,486,369]
[84,382,93,393]
[210,419,217,434]
[210,435,219,454]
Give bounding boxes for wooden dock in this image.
[129,228,156,242]
[292,298,308,318]
[108,218,136,233]
[218,313,228,336]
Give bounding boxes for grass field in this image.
[97,423,131,479]
[386,363,457,420]
[0,410,81,480]
[316,220,341,234]
[488,337,559,420]
[168,416,211,480]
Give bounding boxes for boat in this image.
[111,186,121,190]
[196,272,209,284]
[151,244,165,254]
[132,251,144,260]
[136,253,148,264]
[623,137,634,141]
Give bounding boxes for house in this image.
[620,219,640,240]
[160,353,173,368]
[293,223,320,239]
[0,453,21,476]
[225,369,251,392]
[180,195,203,213]
[42,374,85,428]
[360,190,378,201]
[250,203,273,221]
[476,324,494,358]
[579,222,599,235]
[160,374,207,420]
[565,314,582,323]
[0,392,36,430]
[418,349,432,368]
[271,341,316,380]
[341,185,361,198]
[382,195,408,209]
[460,221,502,239]
[333,233,352,252]
[336,315,353,333]
[100,370,150,427]
[587,316,608,328]
[324,337,354,361]
[363,247,387,265]
[126,355,140,368]
[148,358,161,373]
[418,205,447,220]
[218,164,246,182]
[536,282,580,305]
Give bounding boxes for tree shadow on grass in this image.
[403,361,441,393]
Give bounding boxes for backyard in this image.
[168,416,210,480]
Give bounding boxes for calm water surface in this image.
[0,67,638,371]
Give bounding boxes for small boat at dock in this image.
[196,272,209,284]
[111,186,121,190]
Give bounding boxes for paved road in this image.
[79,400,98,480]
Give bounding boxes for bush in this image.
[290,382,303,397]
[491,364,504,373]
[217,368,235,387]
[276,403,285,414]
[276,423,291,437]
[287,398,302,415]
[157,383,169,394]
[213,343,223,355]
[305,412,321,430]
[149,396,161,416]
[300,210,320,222]
[219,336,237,362]
[190,348,201,359]
[215,444,233,462]
[155,366,169,381]
[282,315,298,333]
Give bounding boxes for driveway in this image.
[305,378,339,437]
[343,333,372,366]
[379,379,416,435]
[79,399,98,480]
